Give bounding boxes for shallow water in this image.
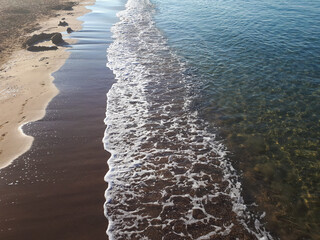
[104,0,320,239]
[151,0,320,239]
[103,0,275,239]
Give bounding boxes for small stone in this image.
[67,27,73,34]
[58,21,68,27]
[192,209,206,219]
[39,57,48,61]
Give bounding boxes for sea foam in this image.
[103,0,274,239]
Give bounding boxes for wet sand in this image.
[0,1,124,239]
[0,0,94,169]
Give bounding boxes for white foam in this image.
[103,0,274,239]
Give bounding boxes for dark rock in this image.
[27,46,58,52]
[192,209,206,219]
[23,33,57,47]
[61,18,66,20]
[51,33,64,45]
[67,27,73,34]
[58,21,68,27]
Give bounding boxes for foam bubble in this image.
[104,0,274,239]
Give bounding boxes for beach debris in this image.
[51,33,64,45]
[67,27,73,34]
[58,21,69,27]
[39,57,49,62]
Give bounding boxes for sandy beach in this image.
[0,0,95,169]
[1,0,317,238]
[0,0,121,239]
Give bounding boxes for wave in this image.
[103,0,273,239]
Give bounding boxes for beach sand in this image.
[0,0,117,239]
[0,0,83,66]
[0,0,94,169]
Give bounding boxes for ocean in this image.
[104,0,320,239]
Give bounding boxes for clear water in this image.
[151,0,320,239]
[104,0,320,239]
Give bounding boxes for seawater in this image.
[104,0,320,239]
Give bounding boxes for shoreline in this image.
[0,0,95,169]
[0,0,123,238]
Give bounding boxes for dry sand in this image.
[0,0,83,65]
[0,0,95,169]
